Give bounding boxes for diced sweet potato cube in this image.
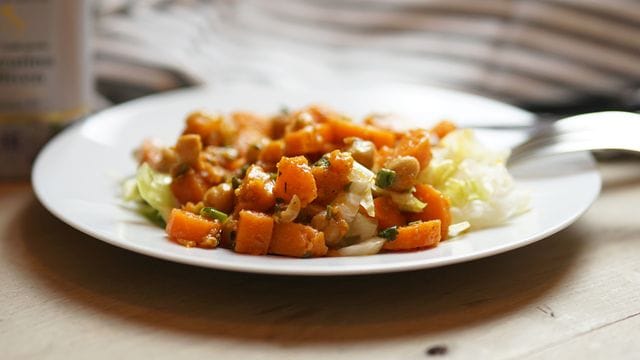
[328,118,396,148]
[235,165,276,212]
[408,184,451,240]
[171,169,208,205]
[382,220,441,251]
[235,210,274,255]
[259,139,285,164]
[273,156,317,207]
[395,129,432,169]
[373,196,407,229]
[431,120,457,139]
[284,124,332,156]
[269,222,327,257]
[166,208,221,248]
[312,150,353,204]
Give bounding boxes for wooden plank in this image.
[1,161,640,359]
[522,313,640,359]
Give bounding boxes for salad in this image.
[124,105,529,257]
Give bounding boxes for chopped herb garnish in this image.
[314,156,331,168]
[280,105,290,115]
[375,168,396,188]
[200,207,229,222]
[270,172,277,180]
[379,226,399,241]
[231,176,241,189]
[273,202,285,212]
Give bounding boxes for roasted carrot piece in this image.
[373,196,407,229]
[431,120,457,139]
[235,210,274,255]
[235,164,276,212]
[382,220,441,251]
[269,222,328,257]
[409,184,451,240]
[171,169,209,205]
[328,118,396,148]
[312,150,354,204]
[273,156,317,207]
[395,129,432,169]
[284,124,332,156]
[166,208,221,248]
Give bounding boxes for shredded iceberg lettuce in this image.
[328,159,376,234]
[448,221,471,237]
[345,212,378,241]
[135,163,177,221]
[348,161,376,217]
[330,237,386,257]
[122,177,142,202]
[421,129,529,228]
[383,189,426,213]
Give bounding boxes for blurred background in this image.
[94,0,640,112]
[2,0,640,178]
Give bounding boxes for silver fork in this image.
[506,111,640,165]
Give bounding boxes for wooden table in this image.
[2,159,639,359]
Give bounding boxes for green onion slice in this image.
[200,207,229,222]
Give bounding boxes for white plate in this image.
[32,83,601,275]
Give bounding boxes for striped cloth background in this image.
[95,0,640,112]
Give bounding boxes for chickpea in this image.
[156,148,178,173]
[204,182,234,213]
[385,156,420,192]
[285,111,314,133]
[344,137,376,169]
[182,201,204,214]
[245,138,269,164]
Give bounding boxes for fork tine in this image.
[508,127,640,165]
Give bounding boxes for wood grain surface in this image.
[1,160,639,359]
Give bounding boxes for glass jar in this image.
[0,0,91,179]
